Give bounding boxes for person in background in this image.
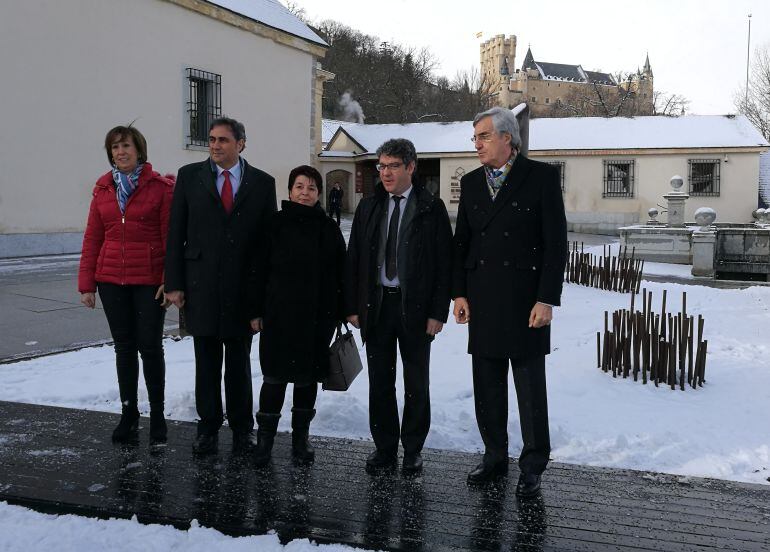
[78,124,173,445]
[328,181,344,225]
[251,165,346,466]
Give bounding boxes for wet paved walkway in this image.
[1,401,768,551]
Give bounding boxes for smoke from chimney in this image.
[339,92,365,124]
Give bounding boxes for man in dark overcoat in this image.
[452,107,568,497]
[328,182,344,225]
[346,138,452,474]
[165,117,277,455]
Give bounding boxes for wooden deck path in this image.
[0,401,768,551]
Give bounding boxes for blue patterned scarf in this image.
[111,164,144,214]
[484,155,516,201]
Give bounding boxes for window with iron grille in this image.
[186,68,221,147]
[547,161,565,192]
[602,160,635,198]
[688,159,721,196]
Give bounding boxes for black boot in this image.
[291,408,316,464]
[112,404,139,442]
[149,406,167,445]
[254,412,281,467]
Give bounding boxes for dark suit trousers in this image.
[365,289,431,455]
[472,354,550,475]
[193,335,254,435]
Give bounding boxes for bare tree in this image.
[653,91,689,116]
[544,71,674,118]
[284,1,308,22]
[735,44,770,141]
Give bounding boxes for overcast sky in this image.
[288,0,770,115]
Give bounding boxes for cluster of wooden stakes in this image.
[566,242,645,294]
[596,288,708,391]
[564,242,708,391]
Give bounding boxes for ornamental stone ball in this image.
[693,207,716,231]
[648,207,659,222]
[752,208,761,221]
[670,175,684,192]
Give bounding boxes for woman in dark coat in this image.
[78,125,173,445]
[252,165,346,465]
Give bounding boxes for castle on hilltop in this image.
[480,34,654,117]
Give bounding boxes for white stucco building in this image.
[320,115,769,233]
[0,0,330,257]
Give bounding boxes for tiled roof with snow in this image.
[760,151,770,207]
[209,0,326,46]
[320,115,769,156]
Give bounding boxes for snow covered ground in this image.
[0,502,362,551]
[2,276,768,487]
[1,240,768,550]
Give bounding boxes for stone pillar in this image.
[691,231,717,278]
[664,175,688,227]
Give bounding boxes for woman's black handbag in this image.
[323,322,364,391]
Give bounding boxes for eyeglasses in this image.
[470,132,495,143]
[376,162,404,172]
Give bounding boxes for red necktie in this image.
[221,170,233,214]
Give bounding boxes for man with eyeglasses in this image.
[345,138,452,474]
[452,107,567,497]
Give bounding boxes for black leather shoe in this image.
[192,433,218,455]
[232,431,258,453]
[366,449,397,472]
[402,452,423,474]
[516,472,542,497]
[467,460,508,483]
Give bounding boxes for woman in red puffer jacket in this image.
[78,125,174,445]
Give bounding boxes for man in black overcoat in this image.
[165,117,277,455]
[452,107,568,497]
[328,182,344,225]
[346,138,452,474]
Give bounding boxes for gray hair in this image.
[376,138,417,167]
[473,107,522,151]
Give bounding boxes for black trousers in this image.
[329,204,341,225]
[365,289,431,454]
[193,335,254,435]
[97,283,166,412]
[472,354,550,475]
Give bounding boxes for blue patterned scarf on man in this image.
[484,154,516,201]
[111,164,144,214]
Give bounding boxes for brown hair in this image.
[104,125,148,166]
[288,165,323,194]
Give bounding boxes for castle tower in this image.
[480,34,517,93]
[642,52,653,78]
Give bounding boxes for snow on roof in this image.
[321,119,359,144]
[325,121,473,155]
[321,115,769,156]
[760,151,770,207]
[209,0,326,46]
[532,115,768,150]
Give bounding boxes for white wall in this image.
[0,0,317,254]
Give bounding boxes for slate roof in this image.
[522,47,617,85]
[584,70,617,85]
